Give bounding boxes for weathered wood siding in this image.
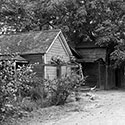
[45,37,70,79]
[83,62,117,89]
[100,63,106,89]
[76,42,125,89]
[76,47,107,89]
[22,54,44,78]
[120,67,125,87]
[107,66,115,89]
[77,48,106,62]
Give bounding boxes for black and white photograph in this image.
[0,0,125,125]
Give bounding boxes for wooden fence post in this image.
[57,65,61,78]
[98,61,101,88]
[105,64,109,90]
[41,63,45,106]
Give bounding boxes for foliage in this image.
[51,55,66,65]
[110,49,125,67]
[45,71,85,105]
[0,58,42,122]
[0,54,85,124]
[51,0,125,66]
[0,0,53,34]
[94,0,125,66]
[48,55,85,105]
[0,0,124,63]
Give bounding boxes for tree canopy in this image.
[0,0,125,66]
[0,0,53,33]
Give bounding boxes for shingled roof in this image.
[0,29,61,55]
[0,55,28,62]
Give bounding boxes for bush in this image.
[0,55,85,124]
[44,72,85,105]
[0,59,42,122]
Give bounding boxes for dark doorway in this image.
[115,68,121,88]
[83,62,98,87]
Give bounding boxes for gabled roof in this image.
[0,29,61,55]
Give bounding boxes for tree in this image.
[0,0,125,66]
[51,0,125,66]
[51,0,88,45]
[0,0,53,34]
[94,0,125,66]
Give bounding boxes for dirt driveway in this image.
[20,90,125,125]
[43,90,125,125]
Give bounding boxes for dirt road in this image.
[44,90,125,125]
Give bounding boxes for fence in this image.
[14,62,82,80]
[40,63,80,80]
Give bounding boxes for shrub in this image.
[0,54,85,124]
[44,72,85,105]
[0,59,42,122]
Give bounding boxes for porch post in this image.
[57,65,61,79]
[13,61,17,80]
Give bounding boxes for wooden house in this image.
[76,41,125,89]
[0,29,72,80]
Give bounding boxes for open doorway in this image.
[115,68,123,88]
[83,62,98,87]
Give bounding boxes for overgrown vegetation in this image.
[0,59,41,123]
[0,0,124,122]
[44,72,84,106]
[0,55,84,124]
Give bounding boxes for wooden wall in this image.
[99,63,106,89]
[120,67,125,88]
[77,48,106,62]
[83,62,116,89]
[45,37,70,80]
[76,42,125,89]
[115,67,125,88]
[107,66,116,89]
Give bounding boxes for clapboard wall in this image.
[45,37,70,79]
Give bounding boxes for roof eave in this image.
[20,52,45,55]
[76,46,106,49]
[59,31,73,56]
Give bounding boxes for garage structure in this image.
[0,29,72,80]
[76,41,125,89]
